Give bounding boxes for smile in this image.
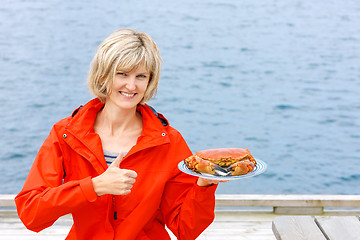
[120,91,136,97]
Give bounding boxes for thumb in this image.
[109,154,123,168]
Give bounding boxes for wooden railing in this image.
[215,194,360,214]
[2,194,360,215]
[0,195,15,207]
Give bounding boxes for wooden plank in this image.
[315,216,360,240]
[2,194,360,208]
[215,195,360,208]
[274,207,323,215]
[272,216,326,240]
[0,195,16,207]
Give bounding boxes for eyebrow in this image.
[116,66,149,75]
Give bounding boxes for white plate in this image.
[178,158,267,181]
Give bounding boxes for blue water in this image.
[1,0,359,195]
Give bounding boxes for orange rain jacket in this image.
[15,98,217,239]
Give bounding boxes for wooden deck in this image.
[1,194,359,240]
[0,210,277,240]
[272,215,360,240]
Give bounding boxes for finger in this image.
[120,189,131,195]
[109,154,123,168]
[213,180,229,184]
[123,169,137,178]
[118,174,136,184]
[124,178,136,184]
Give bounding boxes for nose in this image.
[126,76,136,91]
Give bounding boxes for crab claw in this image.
[227,160,255,176]
[184,155,216,174]
[195,157,216,174]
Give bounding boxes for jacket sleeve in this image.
[159,130,217,239]
[14,126,98,232]
[161,173,217,240]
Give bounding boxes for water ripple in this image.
[1,0,360,195]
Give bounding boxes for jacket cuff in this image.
[192,183,217,199]
[79,176,98,202]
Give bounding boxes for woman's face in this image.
[106,63,150,110]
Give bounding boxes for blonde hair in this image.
[88,29,162,104]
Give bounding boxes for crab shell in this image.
[184,148,257,176]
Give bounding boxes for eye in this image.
[117,72,127,76]
[137,74,147,78]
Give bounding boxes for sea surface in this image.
[1,0,359,195]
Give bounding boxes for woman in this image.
[15,29,222,239]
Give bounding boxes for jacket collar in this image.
[64,98,170,172]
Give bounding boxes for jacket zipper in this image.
[112,195,117,220]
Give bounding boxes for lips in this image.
[120,91,136,98]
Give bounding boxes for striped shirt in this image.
[104,150,127,166]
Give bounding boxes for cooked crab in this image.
[184,148,256,176]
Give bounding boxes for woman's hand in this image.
[196,177,229,187]
[92,155,137,196]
